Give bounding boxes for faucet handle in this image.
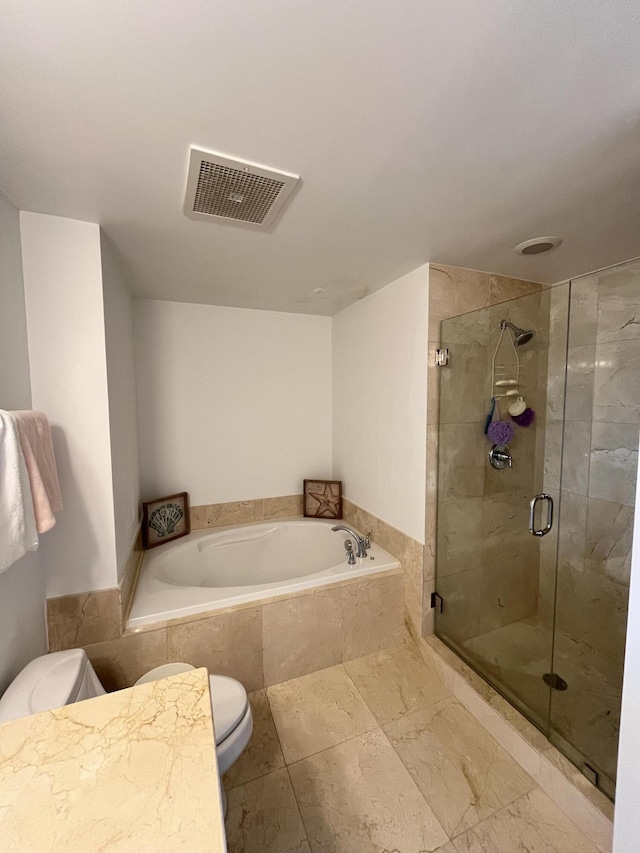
[364,531,371,549]
[344,539,356,565]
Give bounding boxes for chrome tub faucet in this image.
[331,525,368,558]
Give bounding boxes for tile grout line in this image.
[375,722,452,844]
[284,765,312,850]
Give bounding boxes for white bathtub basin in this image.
[128,519,400,628]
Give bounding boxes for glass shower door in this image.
[548,261,640,799]
[434,285,570,731]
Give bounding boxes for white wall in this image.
[0,191,47,692]
[332,264,429,543]
[0,192,32,409]
[101,235,141,582]
[20,212,118,596]
[134,299,332,505]
[613,431,640,851]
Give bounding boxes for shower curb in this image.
[417,634,614,852]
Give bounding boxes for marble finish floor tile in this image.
[450,788,600,852]
[225,767,310,853]
[289,729,449,853]
[223,689,285,790]
[385,696,535,837]
[344,641,451,725]
[267,664,378,763]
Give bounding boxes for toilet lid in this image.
[209,675,248,745]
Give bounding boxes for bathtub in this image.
[128,519,400,628]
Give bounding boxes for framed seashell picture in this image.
[303,479,342,519]
[142,491,191,549]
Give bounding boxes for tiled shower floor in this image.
[222,640,602,852]
[462,615,621,785]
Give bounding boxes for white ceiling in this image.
[1,1,640,315]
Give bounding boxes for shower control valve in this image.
[489,443,513,470]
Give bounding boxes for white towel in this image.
[0,410,39,573]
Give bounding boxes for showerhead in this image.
[500,319,535,347]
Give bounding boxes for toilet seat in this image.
[132,664,251,774]
[208,674,248,745]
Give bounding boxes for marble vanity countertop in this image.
[0,667,226,852]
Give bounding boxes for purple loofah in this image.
[512,407,535,427]
[487,420,515,444]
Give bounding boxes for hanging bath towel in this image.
[0,410,38,573]
[12,410,62,533]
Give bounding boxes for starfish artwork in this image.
[304,479,342,519]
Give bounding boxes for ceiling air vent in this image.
[183,147,299,228]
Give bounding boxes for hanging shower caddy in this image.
[491,319,521,397]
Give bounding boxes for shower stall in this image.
[434,259,640,800]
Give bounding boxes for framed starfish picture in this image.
[303,479,342,519]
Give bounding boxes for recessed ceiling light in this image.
[513,236,562,256]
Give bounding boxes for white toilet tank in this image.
[0,649,106,724]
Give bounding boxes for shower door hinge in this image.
[430,592,444,613]
[434,348,449,367]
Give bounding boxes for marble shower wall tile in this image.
[592,260,640,345]
[439,343,489,424]
[556,491,587,573]
[568,278,598,349]
[426,424,439,503]
[592,339,640,424]
[585,496,635,585]
[428,265,491,339]
[589,421,639,505]
[167,607,264,691]
[435,557,538,643]
[563,345,596,422]
[489,273,546,305]
[438,423,486,500]
[436,497,484,577]
[48,587,122,652]
[561,420,592,495]
[190,494,303,530]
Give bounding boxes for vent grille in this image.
[184,148,299,228]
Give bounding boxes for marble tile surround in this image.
[46,497,303,653]
[190,493,304,529]
[223,638,609,853]
[47,523,144,652]
[428,265,548,643]
[82,570,405,692]
[50,495,406,693]
[342,496,427,638]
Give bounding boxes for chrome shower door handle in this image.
[529,493,554,537]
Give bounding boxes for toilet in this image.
[0,649,252,811]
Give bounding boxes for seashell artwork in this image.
[143,492,190,548]
[149,502,184,537]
